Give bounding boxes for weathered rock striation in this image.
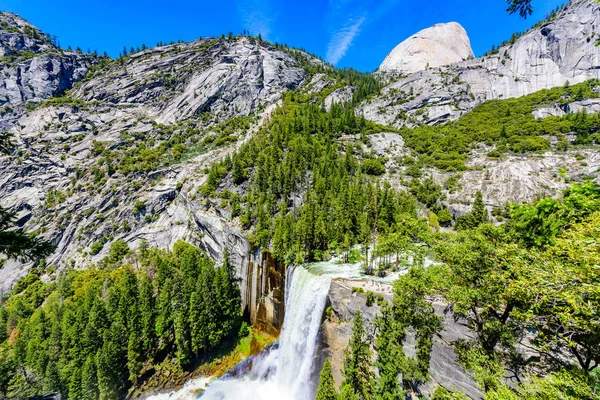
[0,30,313,323]
[0,12,95,130]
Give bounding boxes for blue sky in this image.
[0,0,565,72]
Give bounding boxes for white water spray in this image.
[199,265,332,400]
[148,257,403,400]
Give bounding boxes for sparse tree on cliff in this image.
[316,359,339,400]
[342,311,374,400]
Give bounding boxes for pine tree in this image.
[138,274,156,356]
[84,298,109,353]
[189,288,205,356]
[68,363,83,400]
[316,359,339,400]
[339,383,358,400]
[97,321,127,400]
[456,191,489,230]
[375,305,406,399]
[220,249,241,338]
[173,273,192,367]
[43,360,62,394]
[127,332,143,384]
[342,311,374,400]
[155,277,173,343]
[81,355,99,400]
[471,191,489,225]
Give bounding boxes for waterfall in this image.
[146,257,394,400]
[199,265,332,400]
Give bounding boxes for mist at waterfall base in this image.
[199,266,331,400]
[147,259,407,400]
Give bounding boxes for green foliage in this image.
[213,93,416,262]
[455,191,489,230]
[342,311,374,400]
[375,215,430,272]
[104,239,130,266]
[102,116,253,176]
[387,182,600,397]
[374,304,407,399]
[485,369,596,400]
[437,208,453,227]
[400,80,600,170]
[508,211,600,373]
[44,188,66,209]
[316,359,339,400]
[361,159,386,176]
[0,241,242,399]
[434,224,524,354]
[455,342,505,392]
[432,386,469,400]
[510,181,600,247]
[0,129,13,154]
[409,177,444,209]
[0,206,55,262]
[392,267,442,378]
[89,238,105,255]
[133,200,146,215]
[41,96,88,110]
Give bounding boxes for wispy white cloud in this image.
[325,0,401,65]
[236,0,274,41]
[326,16,365,64]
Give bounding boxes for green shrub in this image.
[366,291,375,307]
[90,239,105,255]
[133,200,146,214]
[361,158,386,176]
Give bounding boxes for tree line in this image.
[0,241,242,399]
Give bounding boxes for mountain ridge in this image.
[0,0,598,294]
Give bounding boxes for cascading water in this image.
[147,257,406,400]
[199,265,332,400]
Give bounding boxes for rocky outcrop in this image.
[533,97,600,118]
[72,38,307,125]
[0,52,92,106]
[317,280,387,386]
[323,86,355,110]
[379,22,473,74]
[318,280,483,399]
[0,12,53,56]
[363,0,600,128]
[245,248,286,335]
[428,148,600,218]
[0,12,95,130]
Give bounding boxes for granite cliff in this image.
[378,22,474,74]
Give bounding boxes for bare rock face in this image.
[379,22,474,74]
[363,0,600,128]
[432,148,600,220]
[0,31,314,294]
[318,280,483,399]
[0,12,53,56]
[0,12,95,129]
